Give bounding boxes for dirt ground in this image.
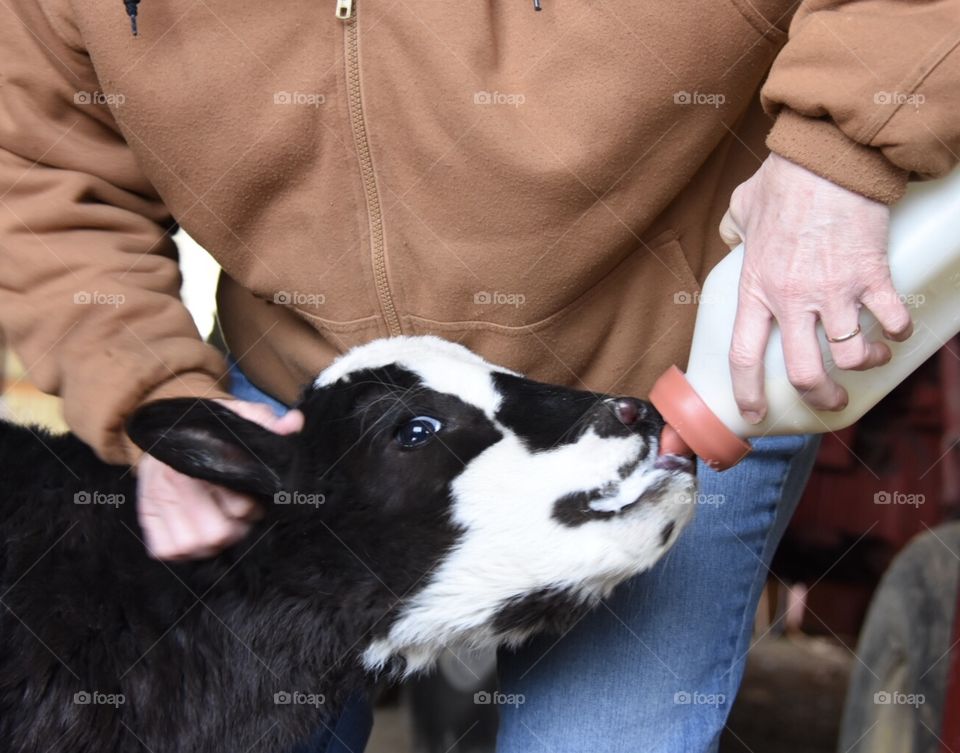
[366,634,853,753]
[719,634,852,753]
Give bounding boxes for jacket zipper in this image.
[338,0,402,336]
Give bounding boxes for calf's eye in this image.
[395,416,443,448]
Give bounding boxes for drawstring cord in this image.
[124,0,140,35]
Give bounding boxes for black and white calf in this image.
[0,336,696,753]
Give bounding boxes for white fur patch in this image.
[316,336,516,418]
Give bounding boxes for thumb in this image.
[719,208,743,250]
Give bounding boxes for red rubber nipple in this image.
[650,366,752,471]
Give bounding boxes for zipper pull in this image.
[335,0,354,19]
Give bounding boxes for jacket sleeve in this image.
[761,0,960,204]
[0,0,232,465]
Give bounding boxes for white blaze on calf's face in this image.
[316,336,513,417]
[315,336,696,674]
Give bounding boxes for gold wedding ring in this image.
[826,324,862,343]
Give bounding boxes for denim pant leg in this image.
[227,356,290,416]
[227,358,374,753]
[497,434,820,753]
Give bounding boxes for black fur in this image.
[660,521,676,547]
[0,365,497,753]
[0,360,665,753]
[492,587,594,636]
[552,487,622,526]
[552,477,675,528]
[492,373,662,452]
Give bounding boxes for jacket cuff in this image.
[766,109,909,205]
[120,371,233,466]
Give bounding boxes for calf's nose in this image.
[611,397,646,426]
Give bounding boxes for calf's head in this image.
[128,336,696,673]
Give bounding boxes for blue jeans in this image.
[228,359,375,753]
[497,433,820,752]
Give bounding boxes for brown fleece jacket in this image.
[0,0,958,464]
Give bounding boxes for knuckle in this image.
[828,392,848,410]
[812,395,845,411]
[172,533,202,555]
[819,275,853,296]
[786,366,825,392]
[768,277,806,301]
[886,308,913,334]
[735,395,764,413]
[863,266,893,289]
[728,344,760,371]
[833,350,866,370]
[204,528,234,550]
[729,183,748,217]
[208,521,245,549]
[155,543,183,559]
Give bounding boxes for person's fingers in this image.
[820,305,892,372]
[138,508,180,559]
[729,292,774,423]
[136,461,183,558]
[134,399,294,561]
[214,398,278,429]
[213,399,304,435]
[217,490,256,519]
[779,311,848,411]
[161,518,249,560]
[141,499,201,561]
[158,515,249,561]
[215,487,265,522]
[138,459,248,560]
[862,281,914,342]
[719,208,743,250]
[272,408,305,435]
[168,486,247,558]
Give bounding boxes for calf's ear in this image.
[126,398,295,497]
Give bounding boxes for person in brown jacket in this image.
[1,0,957,750]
